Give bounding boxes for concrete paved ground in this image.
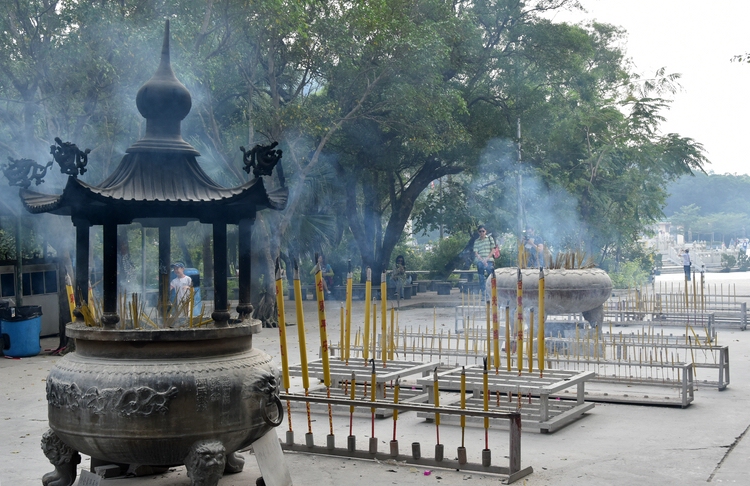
[2,271,749,485]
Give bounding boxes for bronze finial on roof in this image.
[127,20,199,155]
[15,20,288,224]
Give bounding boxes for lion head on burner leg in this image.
[41,429,81,486]
[185,440,226,486]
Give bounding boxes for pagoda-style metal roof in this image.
[17,20,286,226]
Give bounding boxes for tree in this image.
[422,19,707,267]
[322,0,597,278]
[671,204,701,243]
[0,0,712,326]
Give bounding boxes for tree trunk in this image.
[443,234,477,278]
[336,156,462,284]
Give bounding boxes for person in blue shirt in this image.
[681,249,692,281]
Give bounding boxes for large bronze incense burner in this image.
[9,21,288,486]
[46,323,282,475]
[491,268,612,329]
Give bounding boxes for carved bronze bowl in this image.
[46,322,282,467]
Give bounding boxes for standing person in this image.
[523,227,544,268]
[682,249,692,281]
[311,254,334,295]
[474,225,497,282]
[391,255,408,299]
[170,262,193,303]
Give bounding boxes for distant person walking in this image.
[682,249,692,281]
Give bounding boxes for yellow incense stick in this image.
[381,272,387,366]
[483,358,490,433]
[364,268,372,363]
[528,308,534,373]
[66,285,77,323]
[460,366,467,431]
[389,305,395,360]
[516,268,524,374]
[339,304,345,361]
[370,360,377,414]
[314,267,331,387]
[505,305,511,371]
[538,268,545,376]
[491,274,500,372]
[486,299,492,364]
[345,265,353,363]
[275,267,290,390]
[292,265,310,390]
[433,368,441,431]
[372,294,378,362]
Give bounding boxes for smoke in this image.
[476,138,590,254]
[0,11,323,256]
[519,172,587,252]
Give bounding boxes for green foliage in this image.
[738,251,749,272]
[692,213,750,245]
[494,234,519,268]
[666,173,750,215]
[0,228,14,260]
[608,261,650,289]
[0,1,711,313]
[665,174,750,246]
[424,235,469,279]
[599,241,655,281]
[721,253,737,271]
[390,242,428,272]
[654,253,663,269]
[0,220,46,263]
[670,204,701,241]
[669,201,750,247]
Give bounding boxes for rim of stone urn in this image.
[65,320,259,342]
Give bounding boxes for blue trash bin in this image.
[1,305,43,357]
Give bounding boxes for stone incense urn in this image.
[42,322,282,486]
[489,268,613,328]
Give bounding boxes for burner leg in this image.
[41,429,81,486]
[224,451,245,474]
[185,440,226,486]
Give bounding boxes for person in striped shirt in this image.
[473,225,497,283]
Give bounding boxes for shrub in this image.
[721,253,737,271]
[609,261,650,289]
[424,235,469,279]
[738,251,749,272]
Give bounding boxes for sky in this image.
[548,0,750,175]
